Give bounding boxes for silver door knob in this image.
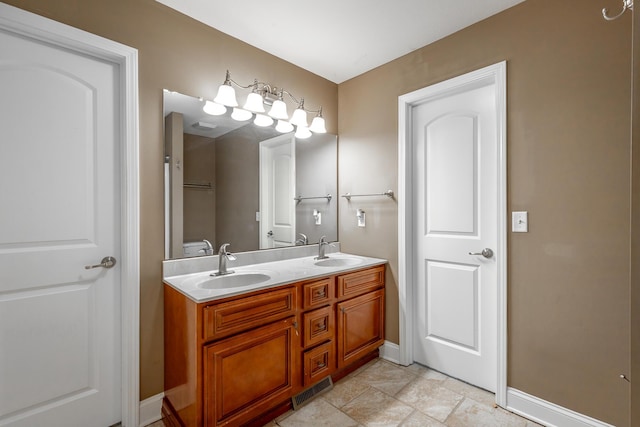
[85,256,117,269]
[468,248,494,258]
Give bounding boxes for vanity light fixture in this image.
[206,70,327,135]
[213,71,238,107]
[295,125,312,139]
[231,107,252,121]
[289,99,309,127]
[202,100,226,116]
[254,114,274,127]
[276,120,294,133]
[602,0,633,20]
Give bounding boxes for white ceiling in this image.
[156,0,525,84]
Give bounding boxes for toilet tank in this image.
[183,241,209,257]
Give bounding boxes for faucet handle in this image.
[218,243,231,255]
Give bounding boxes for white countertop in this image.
[163,252,387,303]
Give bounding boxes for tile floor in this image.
[148,358,542,427]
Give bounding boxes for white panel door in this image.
[0,23,121,427]
[412,82,498,392]
[259,135,295,248]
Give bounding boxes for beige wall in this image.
[3,0,338,400]
[338,1,631,425]
[5,0,637,425]
[183,133,216,246]
[215,130,260,252]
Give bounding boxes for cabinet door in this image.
[204,317,298,426]
[337,289,385,369]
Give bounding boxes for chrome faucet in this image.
[295,233,308,246]
[202,239,213,255]
[315,236,330,260]
[212,243,236,276]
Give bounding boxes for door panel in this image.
[413,82,497,392]
[426,261,478,351]
[426,115,478,235]
[0,25,121,426]
[259,135,295,249]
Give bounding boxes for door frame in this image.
[397,61,507,406]
[0,4,140,426]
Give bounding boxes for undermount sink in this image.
[192,272,272,289]
[314,256,363,267]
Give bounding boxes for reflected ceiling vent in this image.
[192,121,217,131]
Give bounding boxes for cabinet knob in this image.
[316,362,326,368]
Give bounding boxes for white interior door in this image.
[412,79,498,392]
[260,135,296,248]
[0,18,122,427]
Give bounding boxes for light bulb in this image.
[268,99,289,120]
[214,84,238,107]
[295,125,312,139]
[276,120,294,133]
[231,108,252,121]
[243,92,265,113]
[203,100,226,116]
[290,108,308,127]
[254,114,274,127]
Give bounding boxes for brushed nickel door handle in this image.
[468,248,494,258]
[85,256,117,269]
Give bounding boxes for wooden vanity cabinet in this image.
[164,264,385,427]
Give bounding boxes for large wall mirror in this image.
[164,90,338,259]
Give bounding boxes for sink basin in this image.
[314,257,363,267]
[192,272,272,289]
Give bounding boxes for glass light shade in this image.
[309,116,327,133]
[213,84,238,107]
[254,114,274,127]
[231,107,252,121]
[295,125,312,139]
[290,108,308,127]
[268,99,289,120]
[203,100,226,116]
[243,92,265,113]
[275,120,294,133]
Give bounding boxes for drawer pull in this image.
[315,290,326,298]
[316,362,326,368]
[314,322,326,332]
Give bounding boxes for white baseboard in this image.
[506,388,615,427]
[139,392,164,427]
[379,340,402,365]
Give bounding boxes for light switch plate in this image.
[512,211,528,232]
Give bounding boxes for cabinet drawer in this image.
[337,265,385,299]
[203,287,296,341]
[302,305,334,348]
[302,277,334,309]
[303,341,335,387]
